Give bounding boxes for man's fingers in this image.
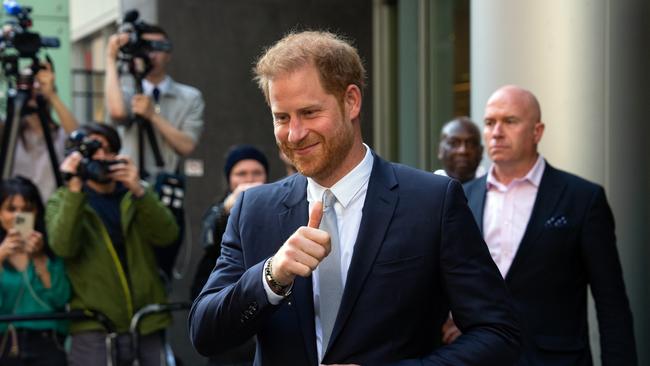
[287,232,329,262]
[308,201,323,228]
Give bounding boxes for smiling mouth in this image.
[292,142,319,156]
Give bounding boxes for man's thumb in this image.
[308,201,323,228]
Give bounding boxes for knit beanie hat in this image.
[223,145,269,179]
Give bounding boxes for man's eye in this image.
[274,115,288,124]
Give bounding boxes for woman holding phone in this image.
[0,176,70,365]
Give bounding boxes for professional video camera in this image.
[65,130,126,184]
[0,0,59,59]
[0,0,62,182]
[118,9,172,78]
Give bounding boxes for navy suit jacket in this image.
[463,163,637,366]
[190,153,520,365]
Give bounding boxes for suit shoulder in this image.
[389,161,452,190]
[170,79,203,100]
[461,175,486,200]
[241,174,304,206]
[547,165,603,193]
[463,175,485,191]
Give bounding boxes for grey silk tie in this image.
[318,189,343,352]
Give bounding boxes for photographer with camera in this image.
[8,62,79,201]
[105,21,204,279]
[46,122,179,366]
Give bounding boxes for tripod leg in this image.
[137,119,148,179]
[144,120,164,168]
[35,95,63,187]
[0,90,29,179]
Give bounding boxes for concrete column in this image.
[471,1,649,365]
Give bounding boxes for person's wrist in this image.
[265,256,292,297]
[224,195,235,213]
[32,253,47,266]
[132,183,145,198]
[147,110,160,123]
[67,177,83,192]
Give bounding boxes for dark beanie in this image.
[224,145,269,179]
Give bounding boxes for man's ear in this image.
[437,140,445,160]
[533,122,545,144]
[344,84,362,121]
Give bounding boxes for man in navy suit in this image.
[455,85,637,365]
[189,31,520,366]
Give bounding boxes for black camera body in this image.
[66,130,125,183]
[0,2,60,59]
[118,10,171,79]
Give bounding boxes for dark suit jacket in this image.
[190,153,520,365]
[463,162,637,366]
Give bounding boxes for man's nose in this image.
[93,148,107,160]
[492,122,505,137]
[287,117,308,143]
[457,142,468,153]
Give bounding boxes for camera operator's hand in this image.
[34,61,79,133]
[25,231,51,288]
[35,62,56,100]
[224,182,264,214]
[0,229,23,263]
[107,33,130,61]
[24,230,44,256]
[60,152,83,192]
[131,94,156,120]
[109,155,145,198]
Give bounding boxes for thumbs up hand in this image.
[269,201,331,287]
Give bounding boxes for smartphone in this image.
[14,212,35,239]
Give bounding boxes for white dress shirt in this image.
[263,144,373,362]
[483,155,545,277]
[142,76,172,96]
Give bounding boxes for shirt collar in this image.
[142,76,172,97]
[307,143,373,208]
[486,155,546,190]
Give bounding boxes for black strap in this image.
[133,79,165,179]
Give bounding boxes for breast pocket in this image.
[372,255,425,276]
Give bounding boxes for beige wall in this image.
[70,0,119,41]
[70,0,157,42]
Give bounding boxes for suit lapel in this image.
[505,164,567,282]
[277,175,318,366]
[326,155,399,355]
[466,176,488,232]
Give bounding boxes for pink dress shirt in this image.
[483,156,546,278]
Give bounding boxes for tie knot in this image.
[322,189,336,210]
[152,87,160,102]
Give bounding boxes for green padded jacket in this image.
[46,187,178,335]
